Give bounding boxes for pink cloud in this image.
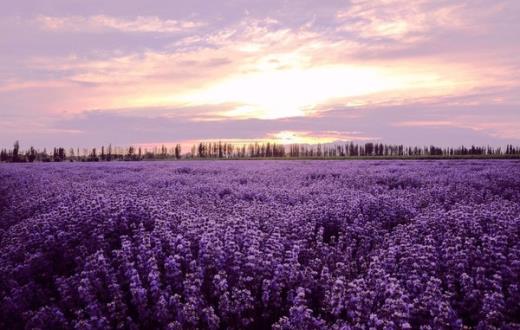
[394,120,456,127]
[336,0,508,43]
[37,15,204,33]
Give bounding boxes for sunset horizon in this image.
[1,0,519,148]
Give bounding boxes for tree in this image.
[107,144,112,161]
[161,145,167,159]
[89,148,98,161]
[175,144,182,159]
[198,142,205,158]
[41,148,50,162]
[126,146,135,161]
[0,149,7,162]
[13,140,20,162]
[27,147,37,162]
[58,148,66,161]
[365,142,374,156]
[53,148,66,162]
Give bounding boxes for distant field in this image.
[1,160,520,329]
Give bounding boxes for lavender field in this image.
[1,160,520,329]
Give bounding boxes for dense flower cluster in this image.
[1,160,519,329]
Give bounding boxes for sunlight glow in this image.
[267,130,373,144]
[179,64,446,119]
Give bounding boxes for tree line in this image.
[1,140,520,163]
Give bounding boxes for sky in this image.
[1,0,519,148]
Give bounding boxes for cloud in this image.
[15,13,491,121]
[335,0,509,43]
[336,0,465,42]
[267,130,374,144]
[393,120,455,128]
[29,98,516,148]
[0,10,516,136]
[1,0,520,148]
[37,15,204,33]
